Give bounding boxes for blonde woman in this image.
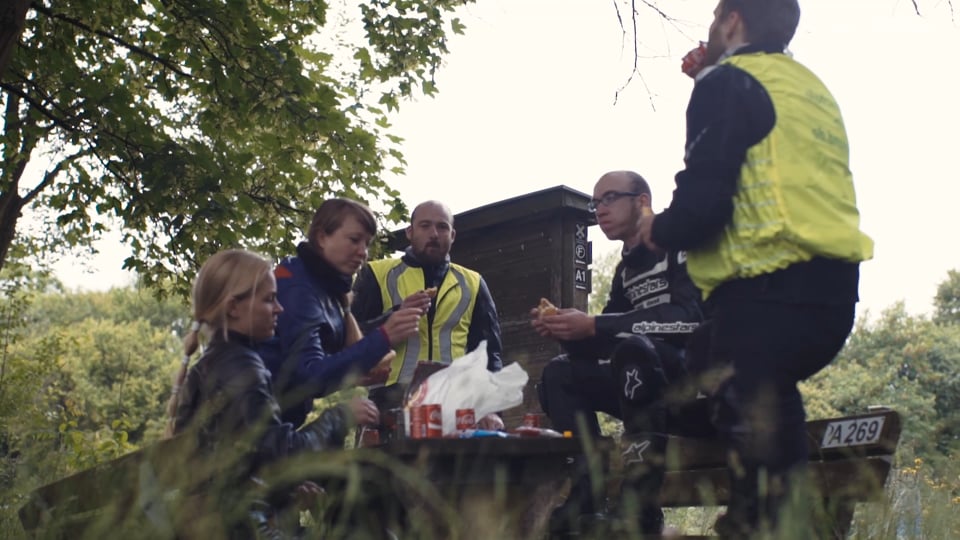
[167,249,377,536]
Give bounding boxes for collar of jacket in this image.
[401,246,450,288]
[296,241,352,297]
[724,41,788,60]
[621,243,658,266]
[697,42,788,83]
[208,329,261,350]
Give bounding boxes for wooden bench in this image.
[17,434,210,539]
[603,407,902,538]
[17,433,602,539]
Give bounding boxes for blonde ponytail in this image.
[164,321,202,438]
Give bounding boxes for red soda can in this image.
[359,425,380,447]
[681,41,708,79]
[455,408,476,431]
[409,405,427,439]
[522,412,542,428]
[425,403,443,438]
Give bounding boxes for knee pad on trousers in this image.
[613,335,668,408]
[538,355,569,418]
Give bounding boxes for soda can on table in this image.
[455,408,476,431]
[522,412,542,428]
[409,405,427,439]
[425,403,443,438]
[358,425,380,447]
[385,407,405,441]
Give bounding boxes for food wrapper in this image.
[405,341,528,434]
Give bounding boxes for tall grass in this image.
[3,450,960,539]
[4,407,959,540]
[660,461,960,539]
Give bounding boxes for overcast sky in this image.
[56,0,959,320]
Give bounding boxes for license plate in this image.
[821,416,886,449]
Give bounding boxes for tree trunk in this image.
[0,0,30,82]
[0,189,23,274]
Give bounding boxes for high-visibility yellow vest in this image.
[687,52,874,299]
[369,258,480,385]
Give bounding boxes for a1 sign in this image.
[820,415,886,449]
[575,267,590,291]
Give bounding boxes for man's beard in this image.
[415,244,446,265]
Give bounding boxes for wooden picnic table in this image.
[339,435,608,539]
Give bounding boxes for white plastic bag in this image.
[405,341,528,434]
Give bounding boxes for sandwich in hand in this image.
[537,297,558,318]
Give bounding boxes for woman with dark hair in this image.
[259,198,423,428]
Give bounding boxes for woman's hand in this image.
[400,290,433,312]
[382,307,423,346]
[357,351,394,386]
[347,397,379,426]
[294,481,325,511]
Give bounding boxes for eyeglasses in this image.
[587,191,641,213]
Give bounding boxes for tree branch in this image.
[637,0,677,23]
[0,81,78,132]
[613,0,656,110]
[30,2,192,78]
[22,149,90,206]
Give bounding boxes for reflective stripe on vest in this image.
[369,259,480,385]
[686,53,873,299]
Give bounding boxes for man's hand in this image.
[539,309,595,341]
[477,413,504,431]
[681,41,708,79]
[638,213,661,252]
[400,291,433,313]
[529,307,555,339]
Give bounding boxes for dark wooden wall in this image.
[391,186,596,428]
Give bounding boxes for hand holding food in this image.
[358,351,394,386]
[537,297,558,318]
[681,41,708,79]
[383,307,423,346]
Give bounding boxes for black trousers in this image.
[538,336,712,438]
[537,335,712,517]
[704,299,855,529]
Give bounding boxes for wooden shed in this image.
[388,185,597,427]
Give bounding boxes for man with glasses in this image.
[532,170,705,536]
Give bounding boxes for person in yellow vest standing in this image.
[638,1,873,537]
[352,200,505,430]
